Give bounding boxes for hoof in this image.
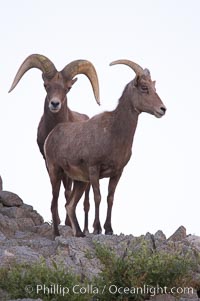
[75,231,85,238]
[83,229,90,235]
[105,230,113,235]
[104,224,113,235]
[53,230,60,238]
[93,228,102,235]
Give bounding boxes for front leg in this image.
[89,166,102,235]
[104,171,123,235]
[48,165,62,237]
[83,183,90,235]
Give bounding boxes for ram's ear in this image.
[133,75,140,87]
[152,80,156,87]
[143,68,151,77]
[66,77,78,90]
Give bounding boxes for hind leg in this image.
[62,174,73,226]
[66,180,88,237]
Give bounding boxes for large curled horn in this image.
[9,54,57,93]
[109,59,144,77]
[61,60,100,105]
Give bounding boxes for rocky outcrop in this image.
[0,187,200,301]
[0,190,44,238]
[168,225,187,242]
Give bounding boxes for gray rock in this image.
[0,190,199,301]
[20,204,44,225]
[58,225,74,237]
[153,230,167,249]
[168,226,187,242]
[0,202,42,222]
[0,213,19,236]
[0,191,23,207]
[0,195,44,238]
[34,223,53,239]
[0,231,6,241]
[54,235,102,279]
[28,210,44,226]
[186,235,200,252]
[0,246,41,267]
[16,217,36,231]
[21,204,33,211]
[0,206,26,218]
[154,230,166,241]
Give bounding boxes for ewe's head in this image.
[110,59,166,118]
[9,54,100,113]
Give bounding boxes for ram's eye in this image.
[141,85,149,93]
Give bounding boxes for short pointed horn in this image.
[61,60,100,105]
[110,59,144,76]
[9,54,57,93]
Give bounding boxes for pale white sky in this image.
[0,0,200,238]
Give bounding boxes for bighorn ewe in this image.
[44,59,167,237]
[8,54,100,235]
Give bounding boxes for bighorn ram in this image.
[8,54,100,235]
[44,59,167,237]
